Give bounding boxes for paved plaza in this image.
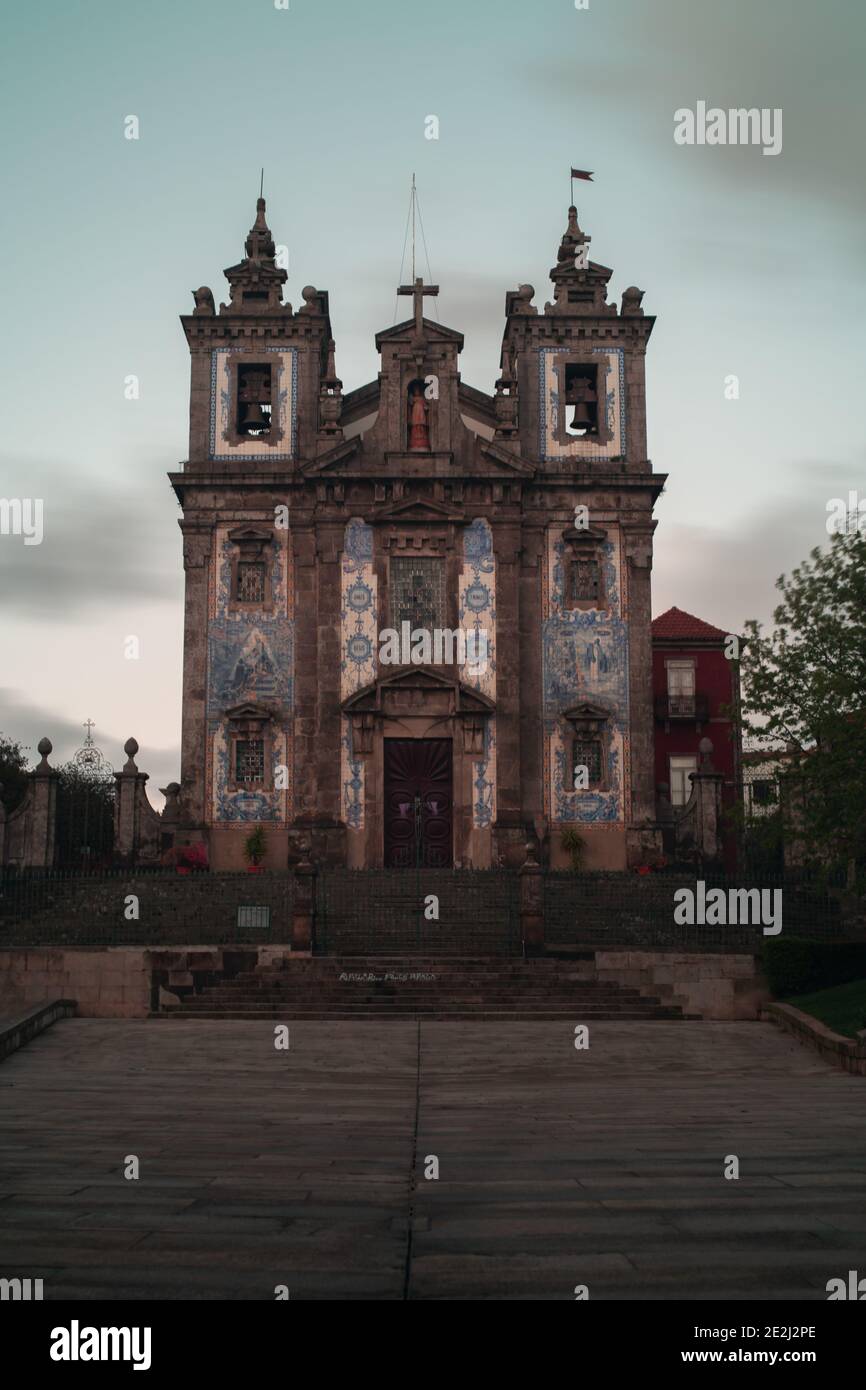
[0,1019,864,1299]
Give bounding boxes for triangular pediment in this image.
[375,317,464,349]
[563,524,609,545]
[343,665,495,715]
[373,496,465,523]
[224,701,273,720]
[562,701,611,723]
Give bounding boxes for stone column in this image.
[519,841,544,957]
[26,738,59,868]
[179,522,213,828]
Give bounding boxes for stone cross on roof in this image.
[397,275,439,338]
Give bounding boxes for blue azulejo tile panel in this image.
[543,525,629,825]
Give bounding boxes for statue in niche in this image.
[407,380,430,451]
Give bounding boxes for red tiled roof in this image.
[651,607,729,642]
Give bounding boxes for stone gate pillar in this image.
[26,738,59,868]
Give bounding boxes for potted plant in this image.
[560,826,586,872]
[244,825,267,872]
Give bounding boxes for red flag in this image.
[571,168,594,181]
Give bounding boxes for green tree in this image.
[740,528,866,882]
[0,732,30,811]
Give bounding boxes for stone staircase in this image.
[154,956,696,1021]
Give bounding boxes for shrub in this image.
[761,937,866,996]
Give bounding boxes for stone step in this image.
[153,1008,687,1021]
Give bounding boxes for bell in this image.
[241,401,269,430]
[570,401,593,427]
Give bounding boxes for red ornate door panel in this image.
[383,738,453,868]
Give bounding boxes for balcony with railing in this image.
[654,692,710,723]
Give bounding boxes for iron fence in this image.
[0,867,294,946]
[315,866,521,956]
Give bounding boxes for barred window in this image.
[569,556,600,603]
[390,557,446,630]
[573,737,603,789]
[236,739,265,785]
[236,561,266,603]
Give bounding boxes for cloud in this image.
[654,458,864,632]
[0,471,181,620]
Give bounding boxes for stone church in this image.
[171,195,664,872]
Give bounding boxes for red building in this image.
[651,607,743,868]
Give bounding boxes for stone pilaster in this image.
[491,520,523,860]
[519,523,546,839]
[179,522,213,828]
[624,527,657,834]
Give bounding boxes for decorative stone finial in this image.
[621,285,645,316]
[192,286,215,316]
[123,737,139,773]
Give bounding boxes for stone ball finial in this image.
[300,285,320,314]
[37,737,52,757]
[699,737,713,755]
[621,286,645,315]
[124,737,139,758]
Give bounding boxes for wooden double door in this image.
[383,738,453,868]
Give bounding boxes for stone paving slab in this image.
[0,1018,864,1299]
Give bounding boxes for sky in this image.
[0,0,864,796]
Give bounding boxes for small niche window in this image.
[573,737,603,789]
[236,561,266,604]
[237,362,272,437]
[564,363,599,437]
[236,739,265,785]
[569,555,601,604]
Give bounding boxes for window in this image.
[573,737,603,789]
[750,779,777,809]
[569,555,601,604]
[390,557,446,630]
[236,739,265,785]
[236,362,272,437]
[237,905,270,931]
[564,363,599,436]
[670,755,697,808]
[666,661,696,716]
[236,561,266,604]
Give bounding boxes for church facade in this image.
[170,197,664,872]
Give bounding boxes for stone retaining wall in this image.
[0,946,766,1020]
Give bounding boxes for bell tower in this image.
[170,198,336,861]
[498,202,665,867]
